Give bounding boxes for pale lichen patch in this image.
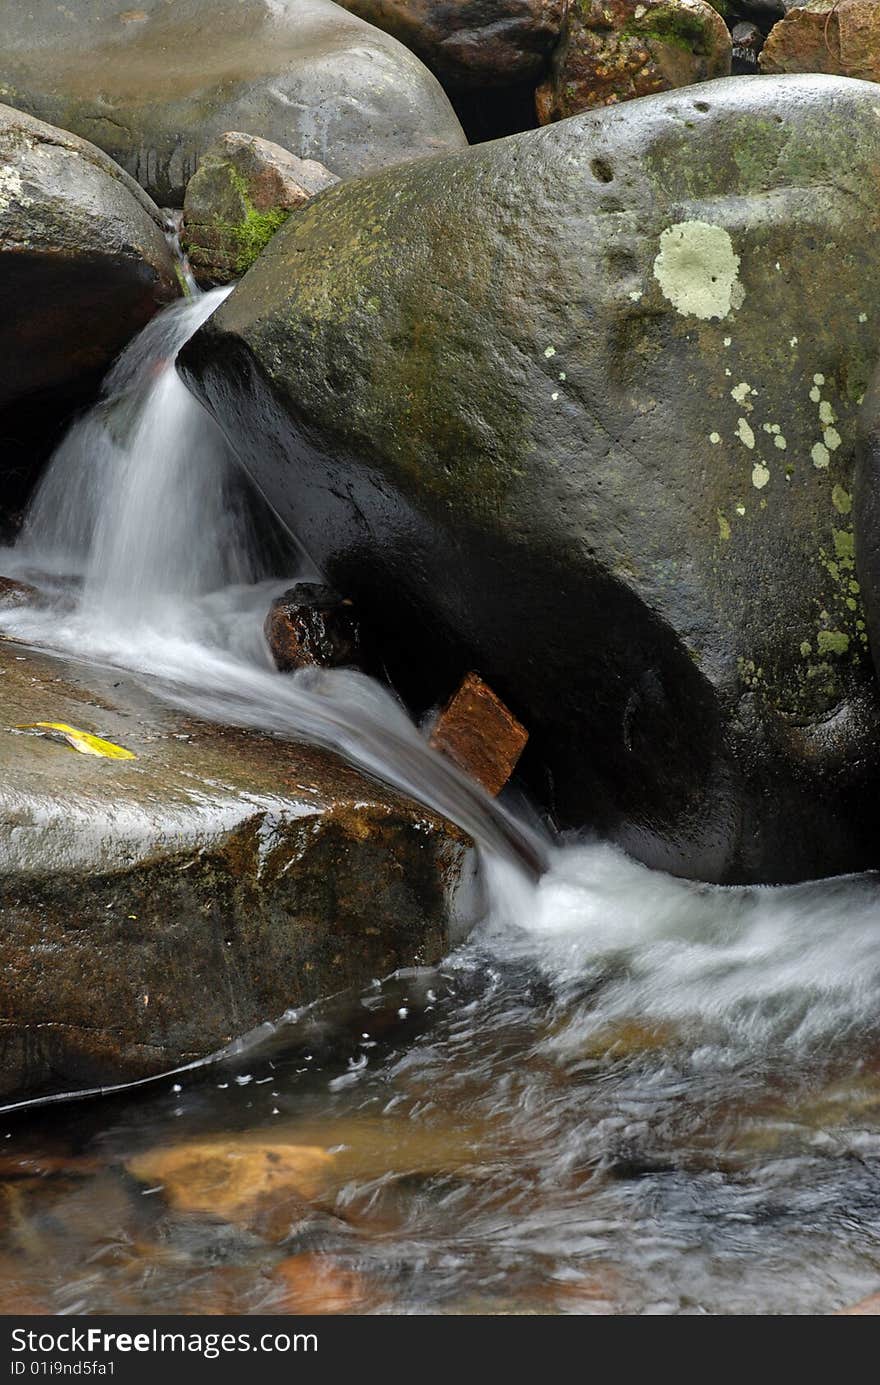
[824,427,841,451]
[812,442,830,469]
[652,221,742,321]
[832,484,852,515]
[817,629,850,656]
[736,418,755,449]
[751,462,770,489]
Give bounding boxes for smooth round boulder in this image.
[181,74,880,885]
[0,0,467,207]
[0,103,177,512]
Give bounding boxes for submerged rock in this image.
[0,0,467,207]
[182,74,880,885]
[535,0,731,122]
[337,0,566,88]
[0,104,177,513]
[182,133,338,286]
[0,642,473,1099]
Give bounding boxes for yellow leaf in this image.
[16,722,136,760]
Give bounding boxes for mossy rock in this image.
[182,132,337,285]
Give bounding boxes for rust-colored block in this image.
[430,671,528,796]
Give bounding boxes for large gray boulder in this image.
[0,104,178,513]
[0,0,467,207]
[181,74,880,886]
[0,640,473,1099]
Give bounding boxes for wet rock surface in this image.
[0,103,177,512]
[535,0,731,123]
[182,133,338,287]
[0,639,472,1099]
[0,0,467,207]
[182,73,880,885]
[264,584,361,674]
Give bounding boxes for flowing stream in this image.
[1,292,880,1314]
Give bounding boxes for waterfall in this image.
[2,289,549,877]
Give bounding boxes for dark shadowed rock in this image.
[0,0,467,207]
[264,583,361,673]
[337,0,566,87]
[0,104,177,512]
[182,132,338,286]
[535,0,731,123]
[180,74,880,886]
[0,641,473,1099]
[731,21,764,72]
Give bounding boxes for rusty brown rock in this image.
[430,671,528,797]
[760,0,880,78]
[535,0,732,123]
[264,583,360,673]
[182,132,338,286]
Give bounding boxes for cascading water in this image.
[3,290,880,1314]
[3,289,547,872]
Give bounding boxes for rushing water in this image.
[1,292,880,1314]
